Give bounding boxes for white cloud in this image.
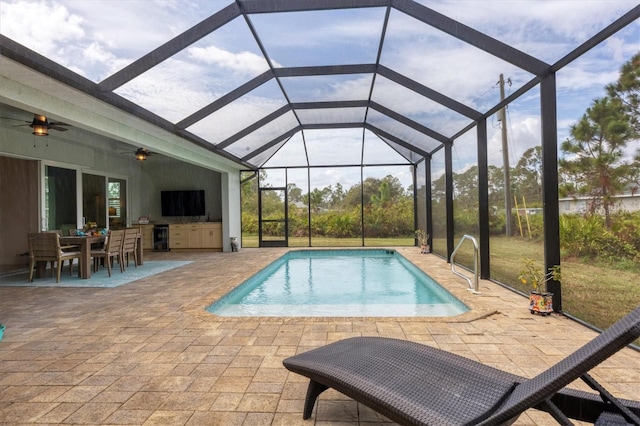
[422,0,638,52]
[115,57,221,123]
[0,0,85,56]
[188,45,274,75]
[327,75,372,101]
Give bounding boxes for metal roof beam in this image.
[241,126,301,161]
[216,105,292,149]
[217,102,370,152]
[173,128,256,168]
[239,0,390,14]
[364,123,431,159]
[98,3,241,91]
[291,100,369,109]
[378,65,482,120]
[392,0,550,76]
[369,101,448,144]
[274,64,377,77]
[552,4,639,72]
[180,66,376,131]
[217,99,445,158]
[0,35,97,95]
[301,122,364,130]
[176,70,274,129]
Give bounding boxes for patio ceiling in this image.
[0,0,638,170]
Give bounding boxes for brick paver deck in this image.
[0,248,637,425]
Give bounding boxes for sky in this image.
[1,0,638,190]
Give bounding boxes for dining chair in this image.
[46,229,81,251]
[122,228,140,269]
[28,232,82,283]
[91,229,124,277]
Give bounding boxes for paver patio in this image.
[0,248,638,425]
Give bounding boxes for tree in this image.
[287,183,303,203]
[371,180,391,206]
[606,53,640,136]
[453,166,478,210]
[241,171,259,215]
[512,146,543,206]
[306,188,326,213]
[559,96,636,227]
[431,173,446,205]
[606,53,640,194]
[487,165,505,207]
[329,183,345,208]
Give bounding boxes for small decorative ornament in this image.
[415,229,429,254]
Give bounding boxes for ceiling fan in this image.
[134,148,152,161]
[117,146,156,161]
[1,114,72,135]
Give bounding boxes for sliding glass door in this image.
[82,174,107,229]
[82,174,128,230]
[43,164,128,233]
[44,165,77,232]
[108,177,127,229]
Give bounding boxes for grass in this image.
[242,233,639,333]
[434,235,640,332]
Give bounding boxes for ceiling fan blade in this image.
[50,125,69,131]
[49,121,70,127]
[0,116,29,123]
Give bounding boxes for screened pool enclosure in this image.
[1,1,638,318]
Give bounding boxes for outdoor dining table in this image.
[59,233,144,279]
[58,235,104,279]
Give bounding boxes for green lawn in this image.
[436,235,640,332]
[241,234,639,332]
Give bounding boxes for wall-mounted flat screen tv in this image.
[161,190,205,217]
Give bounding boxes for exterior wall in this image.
[0,156,39,265]
[134,158,222,224]
[559,194,640,214]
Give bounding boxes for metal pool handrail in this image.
[450,235,480,294]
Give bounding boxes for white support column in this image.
[221,170,241,252]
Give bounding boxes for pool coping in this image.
[184,247,502,324]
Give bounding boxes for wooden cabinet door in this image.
[200,223,222,248]
[168,223,222,249]
[140,225,153,250]
[169,224,187,249]
[188,225,201,248]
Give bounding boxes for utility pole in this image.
[499,74,512,237]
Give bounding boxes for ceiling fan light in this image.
[135,149,147,161]
[30,115,49,136]
[32,123,48,136]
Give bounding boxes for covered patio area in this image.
[0,249,637,425]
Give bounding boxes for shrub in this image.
[560,213,640,264]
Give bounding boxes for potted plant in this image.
[518,258,561,316]
[415,229,429,254]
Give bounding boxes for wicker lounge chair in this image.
[283,307,640,425]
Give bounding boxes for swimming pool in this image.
[207,249,469,317]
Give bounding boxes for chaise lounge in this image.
[283,307,640,425]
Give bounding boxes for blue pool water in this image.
[207,249,469,317]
